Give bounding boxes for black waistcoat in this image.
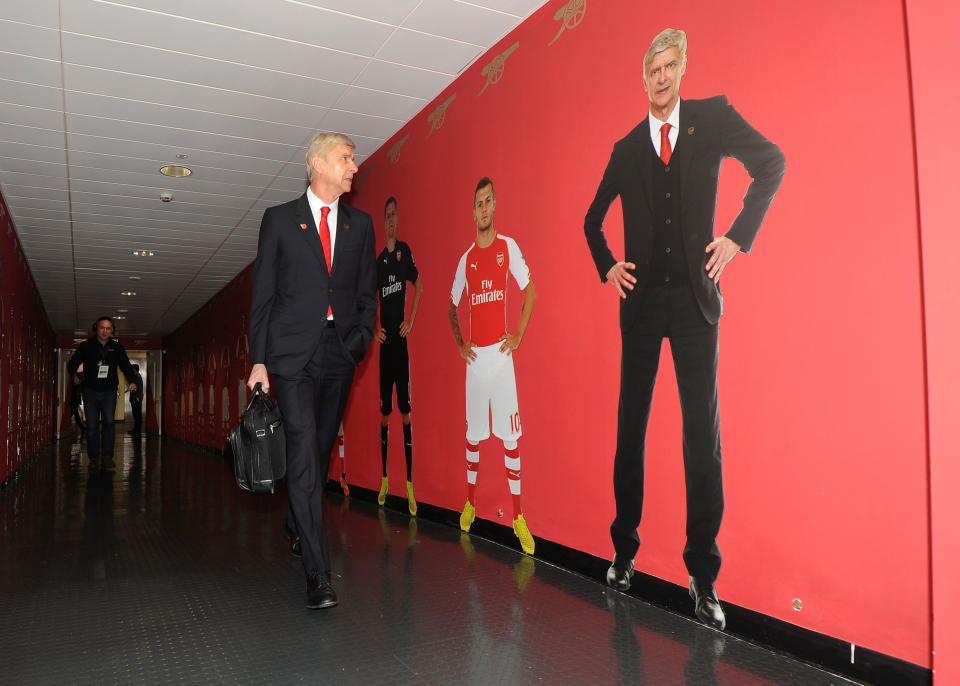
[646,154,690,289]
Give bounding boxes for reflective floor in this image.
[0,431,861,685]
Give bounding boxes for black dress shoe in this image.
[306,573,338,609]
[689,576,726,630]
[606,554,635,591]
[283,521,302,558]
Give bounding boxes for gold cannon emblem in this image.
[426,94,457,139]
[387,134,410,166]
[548,0,586,46]
[478,41,519,96]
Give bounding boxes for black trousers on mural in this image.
[610,283,724,583]
[271,324,355,577]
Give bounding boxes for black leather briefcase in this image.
[229,382,286,494]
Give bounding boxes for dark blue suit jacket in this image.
[250,192,377,376]
[584,96,785,329]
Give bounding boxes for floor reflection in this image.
[0,430,860,685]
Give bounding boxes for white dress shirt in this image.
[648,100,680,159]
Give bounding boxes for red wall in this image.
[162,266,254,449]
[164,0,945,671]
[905,0,960,682]
[0,189,57,482]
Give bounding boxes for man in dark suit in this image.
[584,28,785,630]
[248,132,377,609]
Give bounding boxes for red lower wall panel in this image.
[0,191,57,483]
[164,0,937,669]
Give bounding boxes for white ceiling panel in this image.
[0,123,66,149]
[1,185,69,202]
[65,133,290,176]
[64,114,300,161]
[0,156,66,179]
[335,88,427,122]
[354,61,454,100]
[0,102,65,131]
[290,0,421,25]
[0,0,548,335]
[0,52,62,89]
[9,206,70,222]
[64,91,315,146]
[62,66,331,129]
[405,0,517,45]
[59,34,348,109]
[470,0,547,14]
[60,1,370,83]
[377,29,484,73]
[0,140,67,165]
[116,0,395,57]
[0,19,61,61]
[0,0,60,29]
[0,79,63,111]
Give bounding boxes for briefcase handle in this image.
[244,381,275,413]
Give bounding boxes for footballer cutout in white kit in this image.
[450,234,530,443]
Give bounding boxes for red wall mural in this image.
[0,188,57,484]
[160,0,951,672]
[162,265,254,450]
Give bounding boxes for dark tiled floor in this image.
[0,432,861,685]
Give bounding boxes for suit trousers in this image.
[82,388,117,461]
[611,283,724,582]
[272,325,355,577]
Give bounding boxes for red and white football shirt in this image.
[450,235,530,348]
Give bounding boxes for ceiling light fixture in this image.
[176,154,189,159]
[115,315,127,320]
[117,308,129,313]
[159,165,192,178]
[129,275,142,281]
[132,250,155,257]
[121,291,136,296]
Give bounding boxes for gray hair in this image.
[643,28,687,77]
[305,132,356,181]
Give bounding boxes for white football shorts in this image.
[465,342,522,443]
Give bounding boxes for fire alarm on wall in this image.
[160,192,174,203]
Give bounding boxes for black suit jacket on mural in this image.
[584,96,785,329]
[250,192,377,377]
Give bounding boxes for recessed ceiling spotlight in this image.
[117,308,129,313]
[129,275,142,281]
[160,192,174,203]
[159,165,192,178]
[121,291,136,296]
[176,154,189,159]
[115,315,127,320]
[132,250,155,257]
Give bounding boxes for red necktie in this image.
[319,206,333,317]
[660,123,672,164]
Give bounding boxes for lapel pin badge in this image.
[344,224,350,230]
[300,223,308,230]
[688,126,695,135]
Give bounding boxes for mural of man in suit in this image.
[584,28,785,630]
[248,132,377,610]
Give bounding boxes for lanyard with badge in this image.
[97,344,110,379]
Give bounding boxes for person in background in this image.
[71,370,85,439]
[128,363,144,435]
[67,317,138,469]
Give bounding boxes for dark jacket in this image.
[584,96,785,329]
[250,193,378,376]
[67,338,138,392]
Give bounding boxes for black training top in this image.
[376,240,419,332]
